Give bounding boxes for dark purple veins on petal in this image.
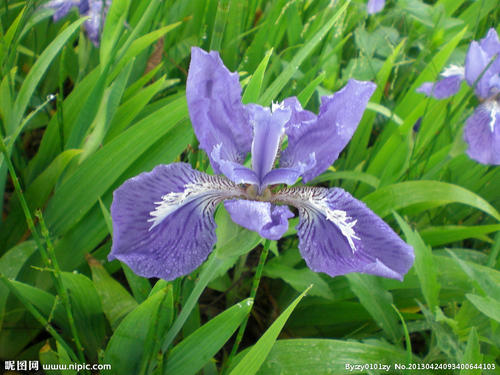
[274,187,414,280]
[109,163,243,280]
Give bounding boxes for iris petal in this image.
[224,200,294,241]
[465,29,500,99]
[247,104,291,188]
[464,102,500,165]
[367,0,385,14]
[274,187,414,280]
[281,79,376,182]
[416,74,463,99]
[85,0,107,45]
[109,163,243,280]
[211,144,258,185]
[46,0,79,21]
[187,48,252,174]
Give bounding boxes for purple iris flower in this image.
[417,28,500,165]
[367,0,385,14]
[46,0,110,45]
[108,47,414,282]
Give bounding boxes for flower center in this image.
[245,184,272,201]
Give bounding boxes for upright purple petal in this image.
[465,29,500,99]
[46,0,80,21]
[479,28,500,59]
[367,0,385,14]
[224,200,294,240]
[78,0,90,13]
[281,97,316,131]
[187,48,252,175]
[84,0,103,45]
[247,104,291,188]
[280,79,376,183]
[109,163,243,280]
[274,187,414,280]
[416,75,463,99]
[464,102,500,165]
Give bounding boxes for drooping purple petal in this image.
[465,29,500,99]
[109,163,243,280]
[367,0,385,14]
[416,74,463,99]
[463,102,500,165]
[274,187,414,280]
[247,104,291,188]
[187,48,252,175]
[224,200,294,240]
[280,79,376,183]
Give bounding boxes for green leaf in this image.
[121,263,151,303]
[311,170,380,189]
[0,149,81,250]
[421,224,500,247]
[10,272,106,359]
[263,261,334,300]
[9,18,85,133]
[165,299,253,375]
[296,71,325,106]
[363,181,500,220]
[242,48,273,104]
[110,22,181,82]
[45,96,188,236]
[465,294,500,323]
[80,59,134,162]
[60,272,106,358]
[105,75,168,142]
[104,284,173,375]
[100,0,131,68]
[255,339,409,374]
[345,273,402,342]
[0,241,37,328]
[259,0,350,105]
[229,286,311,375]
[394,213,440,311]
[0,7,25,64]
[460,328,482,375]
[89,256,138,329]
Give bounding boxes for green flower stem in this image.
[36,210,86,365]
[224,239,271,373]
[0,136,86,365]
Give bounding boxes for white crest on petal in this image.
[484,99,500,132]
[273,187,360,253]
[441,64,465,78]
[148,176,242,230]
[271,101,286,112]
